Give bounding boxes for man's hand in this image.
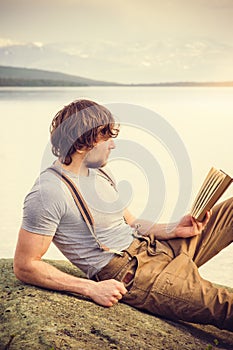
[88,279,127,307]
[174,210,212,239]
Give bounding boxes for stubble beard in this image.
[84,159,107,169]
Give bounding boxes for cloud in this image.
[0,36,232,83]
[0,38,25,47]
[33,42,44,48]
[141,61,151,67]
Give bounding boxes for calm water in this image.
[0,86,233,286]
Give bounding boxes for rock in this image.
[0,259,233,350]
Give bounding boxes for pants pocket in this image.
[152,253,198,301]
[122,248,173,307]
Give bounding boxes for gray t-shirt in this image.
[22,164,135,278]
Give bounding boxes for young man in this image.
[14,99,233,331]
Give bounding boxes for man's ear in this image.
[76,145,93,154]
[76,149,85,154]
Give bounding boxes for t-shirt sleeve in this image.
[21,184,66,236]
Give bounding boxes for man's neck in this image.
[55,156,89,176]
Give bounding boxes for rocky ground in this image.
[1,259,233,350]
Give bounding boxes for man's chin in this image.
[86,161,107,169]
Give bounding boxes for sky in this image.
[0,0,233,83]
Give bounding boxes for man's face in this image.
[83,138,116,168]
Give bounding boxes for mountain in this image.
[0,65,120,86]
[0,41,126,84]
[1,39,233,84]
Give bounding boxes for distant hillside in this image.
[0,65,233,87]
[131,81,233,87]
[0,66,120,86]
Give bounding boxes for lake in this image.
[0,86,233,287]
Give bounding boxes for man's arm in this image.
[124,209,211,240]
[14,228,127,307]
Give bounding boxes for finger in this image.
[204,210,211,223]
[113,294,122,301]
[110,296,119,305]
[115,292,123,300]
[116,282,127,295]
[200,211,211,230]
[190,217,202,235]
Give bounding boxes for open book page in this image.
[191,167,232,221]
[191,168,225,216]
[191,168,220,213]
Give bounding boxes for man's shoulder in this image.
[27,168,67,203]
[40,168,64,189]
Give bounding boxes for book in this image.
[191,167,233,221]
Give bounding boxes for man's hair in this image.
[50,99,119,165]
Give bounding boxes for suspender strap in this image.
[97,168,117,190]
[48,167,123,256]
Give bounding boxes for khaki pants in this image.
[95,198,233,331]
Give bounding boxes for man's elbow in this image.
[13,259,33,283]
